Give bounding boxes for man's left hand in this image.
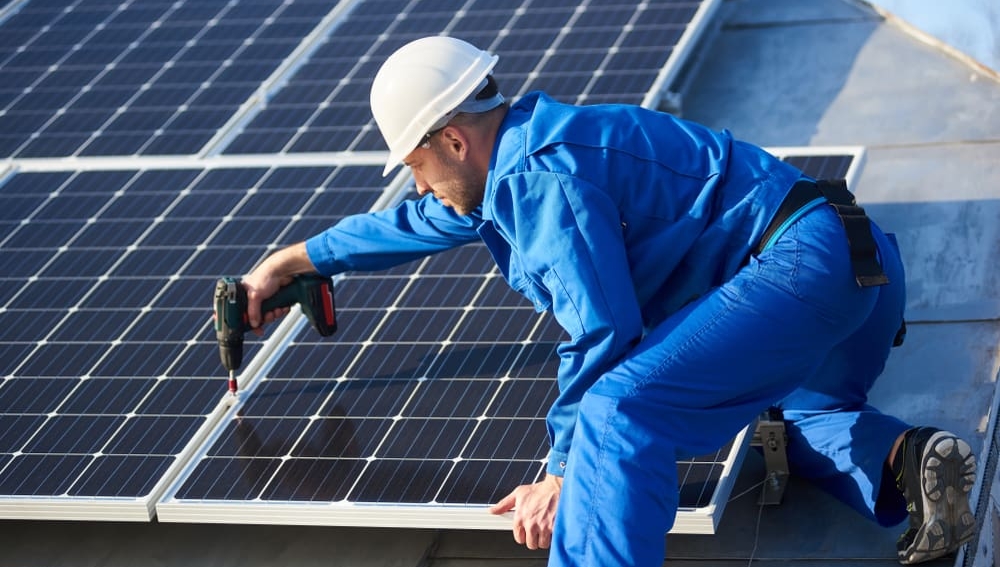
[489,473,563,550]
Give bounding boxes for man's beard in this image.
[433,146,486,215]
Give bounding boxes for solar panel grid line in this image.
[563,2,652,106]
[198,0,362,157]
[0,0,24,28]
[506,1,585,99]
[235,0,463,156]
[0,169,150,327]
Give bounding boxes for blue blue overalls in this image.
[306,92,910,566]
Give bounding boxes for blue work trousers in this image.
[550,205,909,566]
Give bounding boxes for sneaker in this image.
[895,427,977,564]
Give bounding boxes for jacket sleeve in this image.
[305,194,482,274]
[490,171,645,476]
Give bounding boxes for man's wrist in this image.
[261,242,317,278]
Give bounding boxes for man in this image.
[241,36,976,566]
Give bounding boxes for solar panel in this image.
[222,0,722,154]
[157,147,867,533]
[0,0,344,158]
[0,160,388,520]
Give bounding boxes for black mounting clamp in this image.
[751,408,790,505]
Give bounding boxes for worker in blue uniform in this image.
[240,37,977,566]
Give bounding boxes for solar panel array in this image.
[0,163,387,519]
[0,0,868,534]
[223,0,714,154]
[0,0,346,158]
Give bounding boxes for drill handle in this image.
[261,274,338,337]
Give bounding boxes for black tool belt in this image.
[757,179,889,288]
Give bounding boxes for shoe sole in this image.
[898,432,977,565]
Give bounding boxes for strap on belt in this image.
[758,179,889,288]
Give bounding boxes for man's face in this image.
[405,129,486,216]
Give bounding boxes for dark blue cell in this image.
[349,458,452,503]
[0,378,78,414]
[104,416,207,454]
[207,417,310,457]
[50,309,135,342]
[462,418,549,461]
[376,418,478,459]
[294,417,392,459]
[175,457,282,500]
[59,377,155,414]
[40,248,120,277]
[68,454,175,497]
[23,415,125,454]
[0,454,93,495]
[261,457,366,501]
[238,379,339,417]
[90,342,190,377]
[78,132,151,156]
[16,343,109,377]
[136,378,224,416]
[0,415,47,453]
[437,459,545,505]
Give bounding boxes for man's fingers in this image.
[490,492,516,515]
[490,481,558,551]
[247,296,261,329]
[524,526,539,550]
[519,516,552,550]
[538,530,552,550]
[512,522,526,545]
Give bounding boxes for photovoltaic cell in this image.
[0,163,387,519]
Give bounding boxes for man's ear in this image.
[441,126,469,161]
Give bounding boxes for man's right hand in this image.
[241,242,317,332]
[242,270,291,334]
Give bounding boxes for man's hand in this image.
[489,473,563,550]
[241,242,316,333]
[241,269,291,335]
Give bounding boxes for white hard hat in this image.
[370,36,503,176]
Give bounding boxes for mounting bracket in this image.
[751,409,790,505]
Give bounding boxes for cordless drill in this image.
[214,274,338,394]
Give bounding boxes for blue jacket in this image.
[306,92,804,475]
